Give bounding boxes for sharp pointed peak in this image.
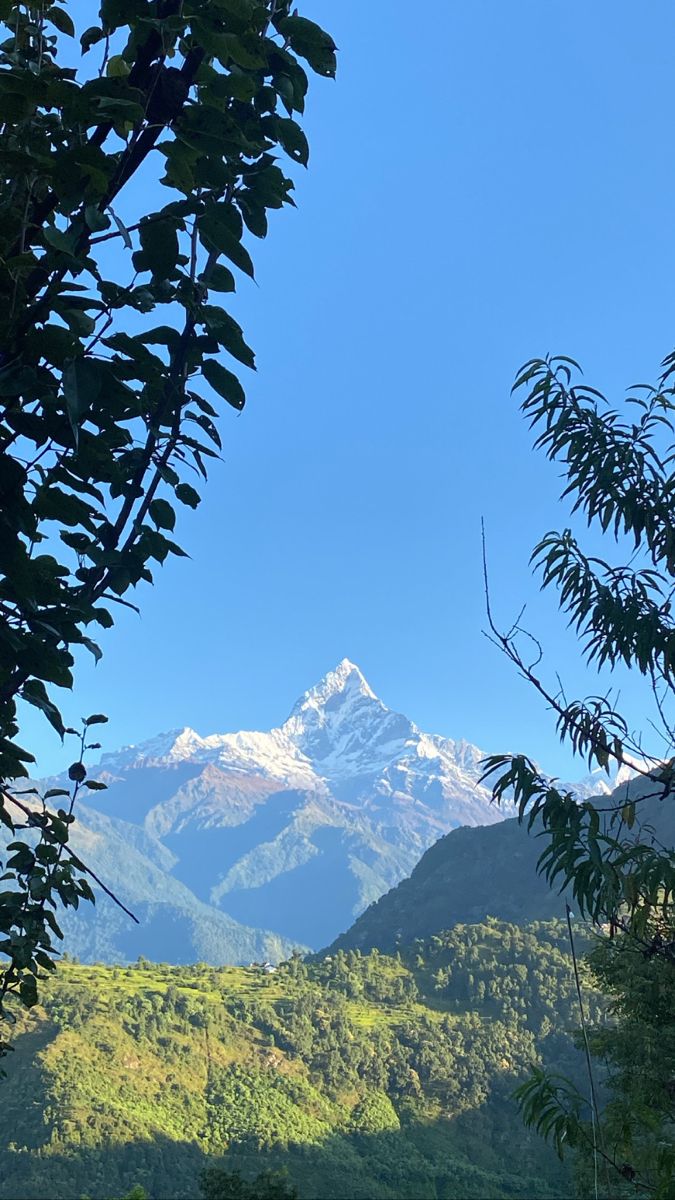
[328,657,375,694]
[292,659,377,711]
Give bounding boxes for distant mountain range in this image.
[30,658,623,964]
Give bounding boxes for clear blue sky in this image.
[25,1,675,777]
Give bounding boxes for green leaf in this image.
[205,264,236,293]
[201,306,255,369]
[20,681,65,739]
[34,951,57,972]
[275,74,296,116]
[100,0,139,29]
[84,714,108,727]
[139,527,172,563]
[622,802,636,829]
[149,499,176,532]
[62,359,104,447]
[202,359,246,411]
[19,975,38,1009]
[134,220,180,279]
[175,483,201,509]
[78,879,96,903]
[211,0,261,26]
[106,566,132,595]
[199,208,255,279]
[47,6,75,36]
[273,116,309,166]
[277,15,337,78]
[142,325,181,352]
[110,207,133,249]
[84,205,110,233]
[35,486,96,530]
[218,33,266,70]
[92,607,114,629]
[0,364,37,397]
[106,54,130,78]
[208,69,257,103]
[81,25,105,53]
[80,637,102,664]
[238,197,268,239]
[43,226,79,258]
[83,780,107,791]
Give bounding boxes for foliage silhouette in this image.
[0,0,335,1051]
[483,354,675,1194]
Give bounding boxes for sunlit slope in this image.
[0,920,595,1200]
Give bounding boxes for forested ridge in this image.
[0,919,597,1199]
[331,792,675,957]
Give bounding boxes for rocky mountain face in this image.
[35,658,630,963]
[51,659,516,958]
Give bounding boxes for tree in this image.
[577,925,675,1194]
[199,1167,298,1200]
[482,355,675,1196]
[0,0,335,1060]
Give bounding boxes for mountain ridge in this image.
[36,658,623,960]
[327,773,675,955]
[69,659,513,951]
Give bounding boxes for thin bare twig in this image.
[480,518,661,792]
[2,788,139,926]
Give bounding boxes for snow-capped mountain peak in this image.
[51,661,647,957]
[287,658,377,716]
[96,660,495,802]
[82,661,504,951]
[99,726,208,769]
[281,660,418,776]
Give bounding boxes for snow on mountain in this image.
[562,755,648,800]
[45,658,647,962]
[282,659,400,770]
[562,769,614,800]
[100,658,497,807]
[80,659,514,950]
[81,659,635,952]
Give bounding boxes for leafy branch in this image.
[0,0,336,1054]
[483,352,675,1192]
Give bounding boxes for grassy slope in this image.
[0,923,587,1200]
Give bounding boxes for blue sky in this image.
[26,1,675,777]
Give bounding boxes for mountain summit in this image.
[73,661,509,951]
[282,658,417,788]
[98,659,498,816]
[43,661,617,961]
[291,657,377,708]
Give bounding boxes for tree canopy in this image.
[0,924,583,1199]
[484,354,675,1196]
[0,0,334,1056]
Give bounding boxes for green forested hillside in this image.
[328,817,564,955]
[0,920,601,1200]
[329,791,675,956]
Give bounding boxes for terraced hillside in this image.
[0,920,601,1200]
